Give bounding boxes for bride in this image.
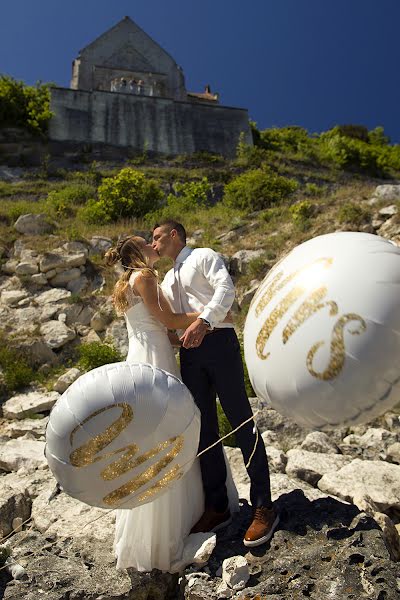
[105,236,238,573]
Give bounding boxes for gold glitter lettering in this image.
[255,257,333,318]
[69,403,133,467]
[256,285,305,359]
[137,466,184,503]
[282,286,338,344]
[307,313,367,380]
[102,436,184,506]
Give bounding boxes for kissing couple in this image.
[105,219,279,573]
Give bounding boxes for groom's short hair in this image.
[153,220,186,243]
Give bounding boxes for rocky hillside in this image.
[0,147,400,599]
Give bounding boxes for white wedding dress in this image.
[114,273,239,573]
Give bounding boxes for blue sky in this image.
[1,0,400,141]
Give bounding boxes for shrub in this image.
[77,341,123,371]
[147,177,211,222]
[259,126,311,153]
[0,75,52,136]
[0,344,35,393]
[46,184,95,217]
[223,168,298,211]
[338,202,370,226]
[79,168,163,224]
[318,128,383,176]
[290,200,314,227]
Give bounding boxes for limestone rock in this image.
[342,427,398,450]
[1,289,29,306]
[1,417,48,439]
[104,320,128,357]
[2,390,59,419]
[49,267,82,287]
[372,184,400,202]
[386,442,400,464]
[229,249,264,276]
[0,485,31,537]
[265,445,287,473]
[286,449,351,486]
[15,260,39,275]
[62,241,89,256]
[0,437,47,472]
[300,431,341,454]
[318,458,400,511]
[34,288,71,305]
[67,274,89,294]
[53,368,81,393]
[30,272,48,286]
[40,320,76,349]
[378,204,398,218]
[222,555,249,590]
[89,236,113,255]
[39,251,86,273]
[91,309,113,332]
[32,482,115,541]
[14,214,55,235]
[237,280,260,308]
[1,259,18,274]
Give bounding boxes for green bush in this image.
[77,342,123,371]
[46,184,95,217]
[290,200,314,227]
[147,177,211,222]
[318,127,383,176]
[0,75,52,136]
[0,344,35,393]
[338,202,370,226]
[79,168,163,224]
[223,168,298,211]
[259,126,311,153]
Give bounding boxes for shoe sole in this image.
[213,516,232,532]
[243,514,280,547]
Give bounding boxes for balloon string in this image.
[0,409,261,571]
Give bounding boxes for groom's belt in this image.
[204,327,227,336]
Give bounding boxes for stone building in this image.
[49,16,252,157]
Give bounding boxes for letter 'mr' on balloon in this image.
[69,402,184,507]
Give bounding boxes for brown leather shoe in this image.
[243,506,279,547]
[190,507,232,534]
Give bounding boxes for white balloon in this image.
[244,232,400,430]
[45,362,200,509]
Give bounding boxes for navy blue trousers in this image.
[180,328,272,512]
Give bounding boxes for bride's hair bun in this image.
[104,246,121,266]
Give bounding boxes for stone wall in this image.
[49,87,252,158]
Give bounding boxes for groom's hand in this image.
[180,319,209,349]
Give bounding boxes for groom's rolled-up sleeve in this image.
[198,251,235,328]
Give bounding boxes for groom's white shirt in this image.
[161,246,235,334]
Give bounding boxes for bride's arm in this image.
[133,271,200,329]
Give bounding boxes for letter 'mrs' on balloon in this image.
[307,313,367,381]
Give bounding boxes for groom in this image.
[152,220,279,547]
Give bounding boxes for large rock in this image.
[32,481,115,542]
[0,484,31,537]
[229,249,264,276]
[39,251,86,273]
[2,390,59,419]
[104,320,128,357]
[40,320,76,349]
[48,267,82,287]
[53,368,81,393]
[1,417,48,439]
[318,458,400,511]
[34,288,71,305]
[372,184,400,202]
[285,449,352,486]
[300,431,341,454]
[0,437,47,471]
[0,290,29,306]
[89,236,113,255]
[15,260,39,275]
[14,214,55,235]
[222,555,249,591]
